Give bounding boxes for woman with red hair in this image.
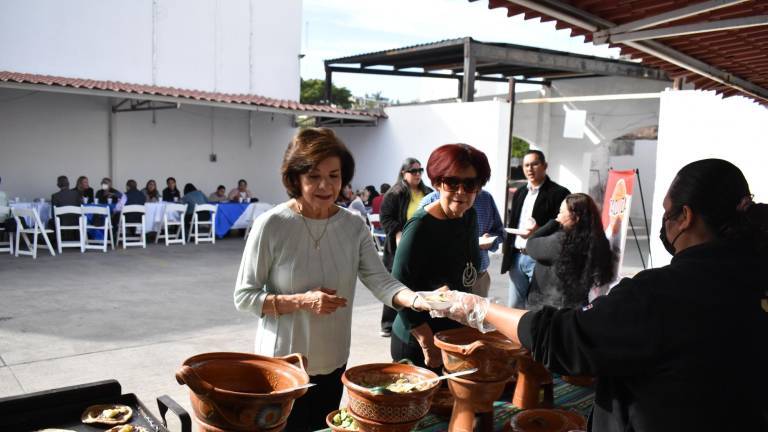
[389,143,491,369]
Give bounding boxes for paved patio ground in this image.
[0,224,649,430]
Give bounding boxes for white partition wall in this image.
[650,90,768,268]
[334,100,511,216]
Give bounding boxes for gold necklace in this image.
[297,201,332,250]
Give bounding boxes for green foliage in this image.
[511,136,530,158]
[300,79,353,109]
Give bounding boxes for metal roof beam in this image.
[326,65,547,85]
[502,0,768,103]
[601,15,768,44]
[593,0,751,41]
[470,42,667,80]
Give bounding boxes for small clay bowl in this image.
[512,409,569,432]
[326,409,358,432]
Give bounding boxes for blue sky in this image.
[300,0,621,102]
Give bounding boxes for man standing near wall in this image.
[501,150,569,308]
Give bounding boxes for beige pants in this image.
[472,271,491,297]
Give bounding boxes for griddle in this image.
[0,380,191,432]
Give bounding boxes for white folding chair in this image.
[367,213,387,253]
[53,206,85,254]
[117,204,147,249]
[11,207,55,259]
[188,204,217,244]
[155,203,187,246]
[82,205,115,252]
[0,206,11,254]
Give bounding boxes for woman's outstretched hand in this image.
[430,291,495,333]
[301,287,348,315]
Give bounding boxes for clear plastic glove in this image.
[429,291,496,333]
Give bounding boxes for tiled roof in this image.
[481,0,768,105]
[0,71,382,118]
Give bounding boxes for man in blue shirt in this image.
[419,189,504,296]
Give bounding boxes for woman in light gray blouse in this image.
[234,127,428,432]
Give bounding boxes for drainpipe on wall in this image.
[108,98,116,180]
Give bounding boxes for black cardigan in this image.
[501,176,569,274]
[379,180,433,271]
[524,219,579,310]
[518,239,768,432]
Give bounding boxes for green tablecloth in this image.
[318,376,595,432]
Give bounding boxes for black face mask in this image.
[659,218,684,255]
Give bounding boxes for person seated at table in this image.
[142,179,160,203]
[0,176,8,225]
[524,193,616,310]
[124,179,147,206]
[370,182,389,231]
[228,179,255,202]
[347,188,368,222]
[50,175,82,240]
[95,177,121,204]
[434,158,768,431]
[336,183,354,207]
[73,175,94,204]
[208,185,228,203]
[162,177,181,202]
[362,185,379,208]
[181,183,209,232]
[0,176,9,238]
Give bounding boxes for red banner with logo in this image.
[595,170,635,297]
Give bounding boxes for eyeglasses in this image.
[405,168,424,175]
[439,176,480,193]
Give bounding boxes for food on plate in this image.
[106,426,149,432]
[424,292,449,303]
[81,404,133,425]
[331,408,358,430]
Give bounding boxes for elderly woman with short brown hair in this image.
[234,127,428,432]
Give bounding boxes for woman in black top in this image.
[390,144,489,369]
[525,193,615,310]
[162,177,180,202]
[437,159,768,431]
[378,157,433,336]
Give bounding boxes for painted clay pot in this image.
[347,409,420,432]
[176,352,309,432]
[511,409,586,432]
[342,363,439,426]
[433,328,527,382]
[326,409,359,432]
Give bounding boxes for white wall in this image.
[334,101,511,215]
[0,0,302,101]
[0,89,296,204]
[650,90,768,267]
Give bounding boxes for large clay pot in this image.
[342,363,439,428]
[511,409,586,432]
[176,352,309,432]
[434,328,527,382]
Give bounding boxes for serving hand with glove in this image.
[429,290,529,345]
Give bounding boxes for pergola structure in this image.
[324,37,668,102]
[475,0,768,105]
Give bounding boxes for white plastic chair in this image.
[0,206,11,254]
[367,213,387,253]
[11,207,55,258]
[188,204,217,244]
[82,205,115,252]
[53,206,85,254]
[155,203,187,246]
[117,204,146,249]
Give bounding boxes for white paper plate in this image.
[478,235,498,247]
[416,291,452,310]
[505,227,528,235]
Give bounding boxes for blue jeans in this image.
[507,252,535,308]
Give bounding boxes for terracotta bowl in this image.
[326,409,359,432]
[511,409,586,432]
[176,352,309,432]
[342,363,439,424]
[347,409,419,432]
[434,328,527,382]
[428,387,454,417]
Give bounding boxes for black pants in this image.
[285,365,345,432]
[381,305,397,332]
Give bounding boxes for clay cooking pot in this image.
[434,327,527,382]
[176,352,309,432]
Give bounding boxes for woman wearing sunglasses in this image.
[389,143,490,369]
[378,157,433,337]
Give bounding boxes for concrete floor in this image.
[0,227,649,430]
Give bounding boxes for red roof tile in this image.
[0,71,383,118]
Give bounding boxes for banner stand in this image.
[634,168,653,269]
